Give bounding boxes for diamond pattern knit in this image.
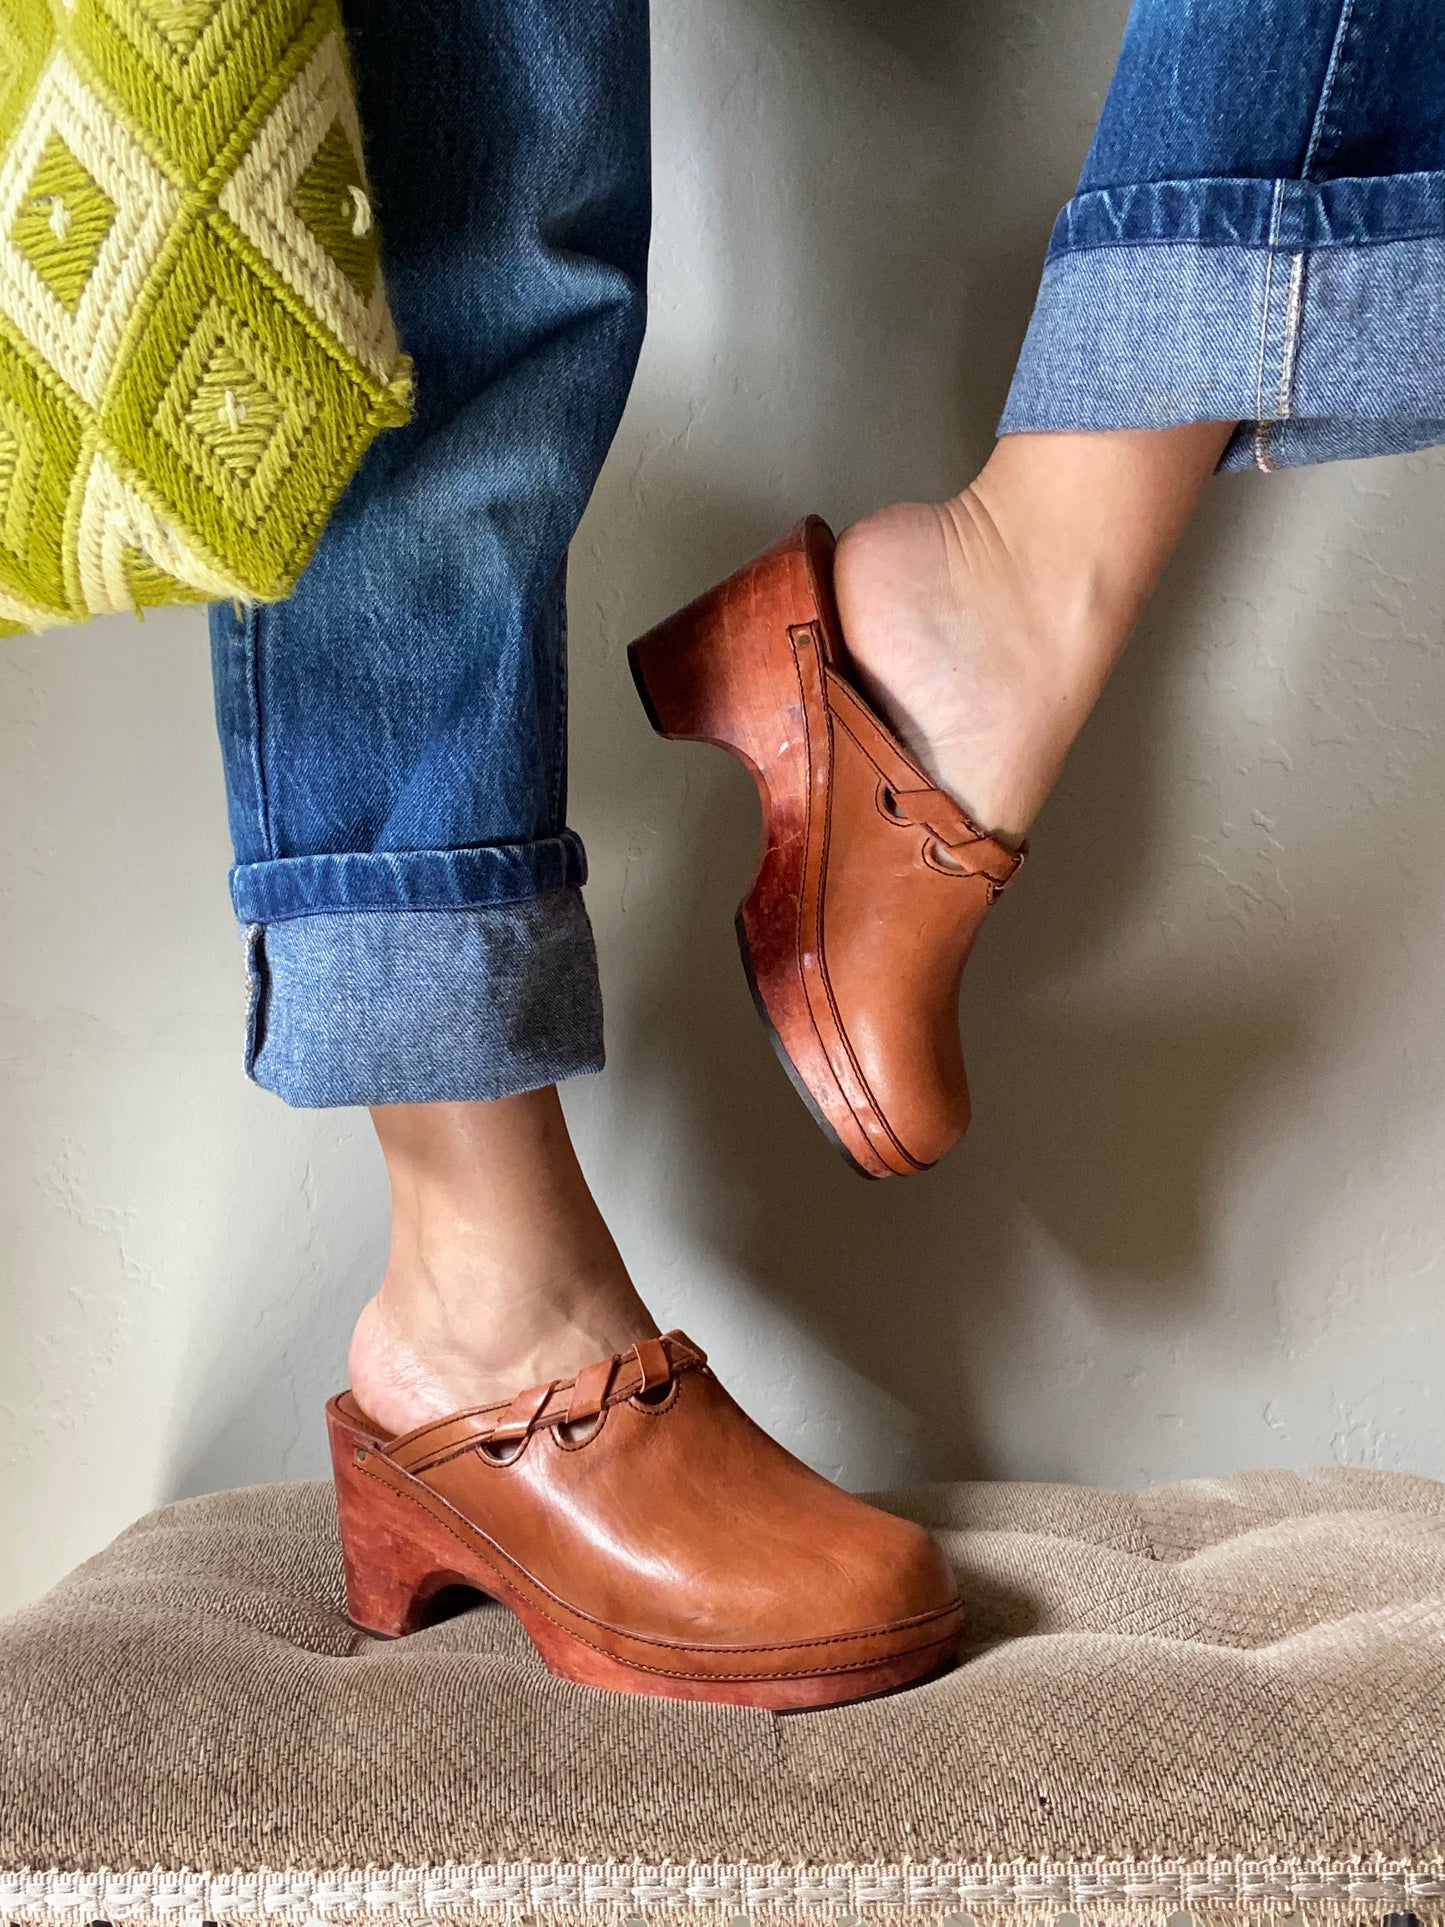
[0,0,410,632]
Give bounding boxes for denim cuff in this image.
[241,890,604,1108]
[1000,171,1445,471]
[230,831,587,923]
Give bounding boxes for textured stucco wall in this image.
[3,0,1444,1616]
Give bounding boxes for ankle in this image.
[946,472,1132,679]
[352,1093,659,1435]
[374,1227,653,1375]
[959,421,1236,668]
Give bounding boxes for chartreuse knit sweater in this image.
[0,0,409,633]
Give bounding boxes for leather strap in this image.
[824,671,1025,892]
[884,783,1023,886]
[566,1355,616,1424]
[490,1381,557,1445]
[388,1330,708,1476]
[632,1336,673,1394]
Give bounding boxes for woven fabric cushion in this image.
[3,1469,1444,1926]
[0,0,408,631]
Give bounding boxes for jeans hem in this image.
[230,830,588,924]
[1000,219,1445,472]
[1046,171,1445,255]
[241,890,604,1108]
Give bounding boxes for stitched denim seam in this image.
[549,569,570,831]
[1254,181,1287,468]
[1258,0,1360,467]
[1053,230,1445,256]
[1303,0,1359,182]
[228,832,589,923]
[1047,169,1445,259]
[239,892,581,926]
[1276,250,1309,424]
[243,603,276,862]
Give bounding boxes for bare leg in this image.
[836,422,1236,843]
[349,1090,657,1434]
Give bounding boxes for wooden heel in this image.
[628,517,836,757]
[328,1405,481,1638]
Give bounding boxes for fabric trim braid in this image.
[385,1330,709,1474]
[1,1856,1443,1924]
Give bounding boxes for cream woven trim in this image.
[3,1858,1443,1924]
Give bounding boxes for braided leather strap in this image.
[825,670,1026,897]
[880,781,1025,892]
[386,1331,708,1477]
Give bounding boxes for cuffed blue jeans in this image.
[210,0,1445,1107]
[1001,0,1445,470]
[209,0,649,1105]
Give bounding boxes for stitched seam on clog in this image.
[795,632,922,1175]
[788,624,895,1166]
[628,1379,681,1419]
[548,1408,610,1454]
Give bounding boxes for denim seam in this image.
[549,568,570,831]
[1051,228,1445,257]
[243,603,276,862]
[1254,182,1286,469]
[1048,166,1445,259]
[242,922,267,1077]
[1303,0,1358,181]
[228,830,589,924]
[1277,250,1308,422]
[243,893,580,926]
[1257,0,1359,468]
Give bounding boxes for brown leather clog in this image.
[329,1331,963,1709]
[629,517,1023,1178]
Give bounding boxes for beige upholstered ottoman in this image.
[1,1467,1443,1927]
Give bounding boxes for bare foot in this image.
[834,494,1077,844]
[835,424,1236,843]
[349,1091,659,1436]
